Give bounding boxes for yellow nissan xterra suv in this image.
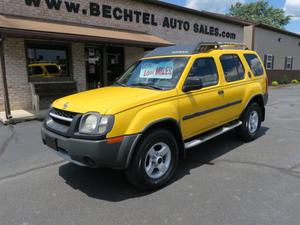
[28,63,61,78]
[42,42,268,189]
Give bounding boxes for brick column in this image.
[4,38,31,110]
[72,42,86,92]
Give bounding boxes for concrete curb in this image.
[0,110,47,125]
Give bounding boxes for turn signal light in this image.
[107,136,124,144]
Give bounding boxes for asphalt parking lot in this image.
[0,86,300,225]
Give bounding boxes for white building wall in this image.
[254,27,300,70]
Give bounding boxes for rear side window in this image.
[220,54,245,82]
[244,54,264,76]
[45,65,60,74]
[187,57,219,87]
[29,66,43,75]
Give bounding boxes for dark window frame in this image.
[220,54,245,83]
[185,57,219,88]
[244,54,264,77]
[25,40,73,82]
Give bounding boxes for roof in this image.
[145,44,200,57]
[136,0,251,26]
[0,15,173,48]
[145,42,251,58]
[255,23,300,39]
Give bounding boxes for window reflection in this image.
[26,43,70,80]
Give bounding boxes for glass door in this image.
[85,45,125,89]
[107,47,125,85]
[85,46,103,90]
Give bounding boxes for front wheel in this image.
[125,129,179,190]
[237,103,262,142]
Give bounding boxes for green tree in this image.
[228,0,291,29]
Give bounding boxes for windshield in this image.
[116,57,189,90]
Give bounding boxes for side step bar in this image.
[184,121,242,149]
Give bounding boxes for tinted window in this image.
[45,65,60,74]
[220,54,245,82]
[187,58,218,87]
[29,66,43,75]
[244,54,264,76]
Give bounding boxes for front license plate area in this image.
[45,136,58,151]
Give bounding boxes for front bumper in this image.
[41,125,140,169]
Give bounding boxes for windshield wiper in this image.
[130,83,163,90]
[114,81,127,87]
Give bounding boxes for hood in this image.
[52,86,176,115]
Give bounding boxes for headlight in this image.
[79,113,114,135]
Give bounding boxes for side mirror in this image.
[183,77,203,92]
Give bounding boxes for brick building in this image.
[0,0,300,117]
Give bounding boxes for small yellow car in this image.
[28,63,61,78]
[41,42,268,189]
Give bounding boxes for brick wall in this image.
[124,47,145,69]
[0,0,244,44]
[4,38,32,110]
[72,42,86,92]
[267,70,300,84]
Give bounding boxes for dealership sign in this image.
[24,0,237,39]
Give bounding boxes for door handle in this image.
[218,90,224,95]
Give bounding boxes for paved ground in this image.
[0,86,300,225]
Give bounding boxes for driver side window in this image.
[187,57,219,88]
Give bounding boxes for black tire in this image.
[237,102,262,142]
[125,129,179,190]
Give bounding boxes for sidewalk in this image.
[0,109,47,125]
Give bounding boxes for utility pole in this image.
[0,35,12,120]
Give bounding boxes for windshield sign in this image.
[140,61,174,79]
[116,57,189,90]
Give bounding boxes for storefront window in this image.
[26,42,70,80]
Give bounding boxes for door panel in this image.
[219,83,246,123]
[179,87,227,139]
[218,54,248,122]
[178,57,226,140]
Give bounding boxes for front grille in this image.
[51,108,77,120]
[47,108,80,135]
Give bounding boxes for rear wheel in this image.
[125,129,179,190]
[237,103,262,142]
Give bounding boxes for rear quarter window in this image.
[244,54,264,76]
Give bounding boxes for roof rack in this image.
[144,42,249,58]
[194,42,249,53]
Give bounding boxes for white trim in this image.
[265,54,274,70]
